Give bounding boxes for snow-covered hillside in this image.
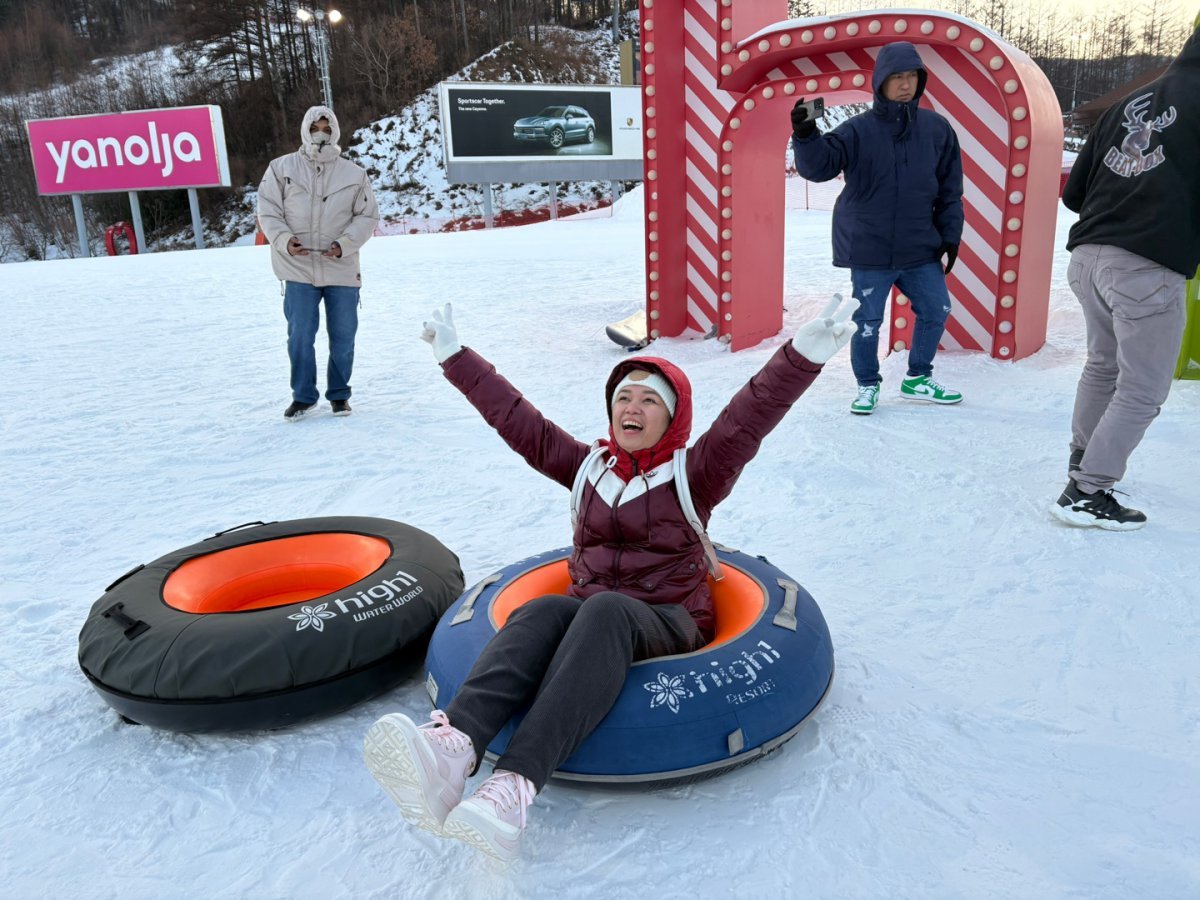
[188,22,636,245]
[1,21,636,260]
[341,24,629,235]
[0,15,875,260]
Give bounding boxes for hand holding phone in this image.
[791,97,825,139]
[792,97,825,123]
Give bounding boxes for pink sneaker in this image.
[442,770,536,861]
[363,710,475,834]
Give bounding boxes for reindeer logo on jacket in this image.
[1103,92,1177,178]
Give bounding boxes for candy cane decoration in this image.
[641,2,1062,359]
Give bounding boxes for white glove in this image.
[421,302,461,364]
[791,293,859,364]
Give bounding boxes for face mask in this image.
[310,131,331,146]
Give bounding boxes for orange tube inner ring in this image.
[491,559,765,649]
[162,533,392,613]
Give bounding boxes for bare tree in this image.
[349,13,437,112]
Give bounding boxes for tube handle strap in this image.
[104,563,145,593]
[772,578,799,631]
[450,572,504,625]
[102,602,149,640]
[209,521,273,539]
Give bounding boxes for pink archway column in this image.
[639,3,1063,359]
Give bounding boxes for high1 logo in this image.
[287,569,423,632]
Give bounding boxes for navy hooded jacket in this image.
[792,42,964,270]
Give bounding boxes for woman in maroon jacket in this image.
[365,297,856,861]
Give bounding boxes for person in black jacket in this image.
[1053,25,1200,531]
[792,41,964,415]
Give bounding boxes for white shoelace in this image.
[420,709,472,754]
[473,771,536,828]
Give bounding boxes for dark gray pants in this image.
[1067,244,1187,493]
[446,592,703,791]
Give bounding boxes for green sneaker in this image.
[900,375,962,404]
[850,383,880,415]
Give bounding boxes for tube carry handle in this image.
[208,521,274,539]
[772,578,799,631]
[104,563,145,593]
[102,602,149,640]
[450,572,504,625]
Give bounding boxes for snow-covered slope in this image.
[2,190,1198,897]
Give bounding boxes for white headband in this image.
[611,370,677,417]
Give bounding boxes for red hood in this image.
[602,356,693,478]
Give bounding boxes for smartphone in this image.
[799,97,825,119]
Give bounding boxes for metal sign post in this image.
[127,191,147,255]
[71,194,90,257]
[188,188,206,249]
[482,184,494,229]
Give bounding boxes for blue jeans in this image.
[849,262,951,386]
[283,281,359,404]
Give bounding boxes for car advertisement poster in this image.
[438,83,642,171]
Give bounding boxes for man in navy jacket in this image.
[1052,25,1200,530]
[792,41,964,415]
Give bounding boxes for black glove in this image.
[940,242,959,275]
[791,99,818,139]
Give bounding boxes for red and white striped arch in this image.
[639,2,1062,358]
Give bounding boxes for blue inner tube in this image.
[78,517,464,733]
[424,546,834,782]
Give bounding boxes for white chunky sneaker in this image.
[363,710,475,834]
[442,770,536,861]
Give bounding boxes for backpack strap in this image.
[673,448,724,581]
[570,444,724,581]
[569,442,608,531]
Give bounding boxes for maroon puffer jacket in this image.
[440,343,822,641]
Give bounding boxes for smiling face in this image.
[883,70,919,102]
[611,383,671,453]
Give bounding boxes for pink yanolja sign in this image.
[25,105,231,195]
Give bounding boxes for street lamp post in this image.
[297,7,343,110]
[1069,33,1083,114]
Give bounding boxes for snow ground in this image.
[1,190,1198,898]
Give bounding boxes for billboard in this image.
[26,105,231,195]
[438,82,642,183]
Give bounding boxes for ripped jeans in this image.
[849,262,951,386]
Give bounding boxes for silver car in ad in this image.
[512,105,596,149]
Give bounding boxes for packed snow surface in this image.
[2,190,1198,898]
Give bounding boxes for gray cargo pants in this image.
[445,591,703,791]
[1067,244,1187,494]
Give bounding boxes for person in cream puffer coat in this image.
[257,105,379,420]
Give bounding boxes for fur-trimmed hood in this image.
[300,105,341,163]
